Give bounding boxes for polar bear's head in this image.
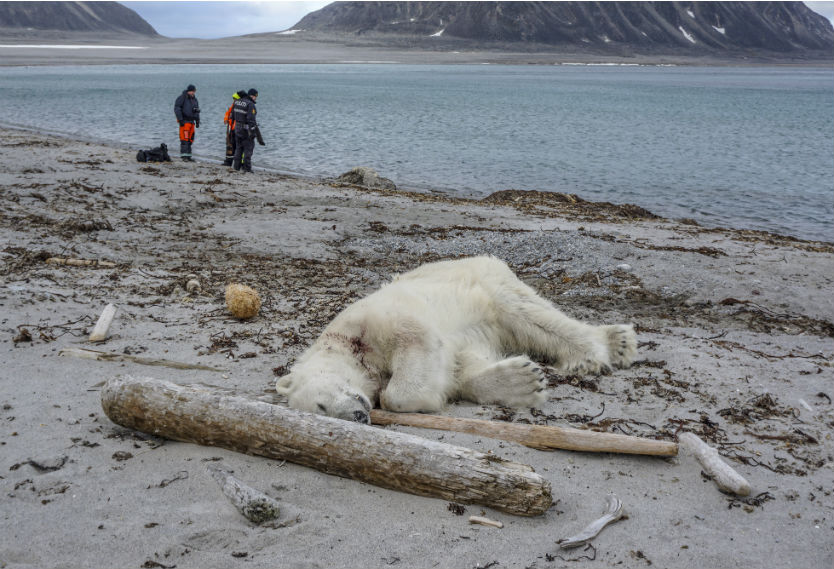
[276,371,373,424]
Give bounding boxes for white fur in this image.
[276,256,637,422]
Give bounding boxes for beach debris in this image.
[798,399,813,413]
[10,455,68,473]
[59,347,225,372]
[726,491,774,512]
[469,515,503,529]
[62,219,114,233]
[335,166,397,191]
[141,559,175,569]
[225,283,261,319]
[101,376,553,516]
[448,502,466,515]
[169,284,185,299]
[208,465,281,524]
[13,327,33,343]
[370,409,678,456]
[678,432,751,496]
[88,303,117,343]
[558,494,625,549]
[149,471,189,489]
[185,276,202,295]
[45,257,116,268]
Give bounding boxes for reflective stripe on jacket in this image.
[233,96,257,135]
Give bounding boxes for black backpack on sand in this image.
[137,143,172,163]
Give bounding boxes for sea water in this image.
[0,63,831,242]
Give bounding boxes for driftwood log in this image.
[207,465,282,524]
[679,432,751,495]
[370,410,678,456]
[45,257,116,268]
[101,376,553,516]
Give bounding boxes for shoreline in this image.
[1,33,832,67]
[2,122,830,248]
[5,57,833,69]
[1,129,832,568]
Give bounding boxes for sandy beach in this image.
[0,127,832,568]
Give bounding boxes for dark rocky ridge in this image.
[0,1,157,36]
[293,1,834,57]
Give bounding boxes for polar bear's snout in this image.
[320,388,372,424]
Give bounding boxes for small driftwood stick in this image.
[101,376,553,516]
[59,347,225,372]
[678,432,751,496]
[370,410,678,457]
[88,303,117,342]
[207,465,281,524]
[469,515,504,528]
[558,494,626,549]
[45,257,116,268]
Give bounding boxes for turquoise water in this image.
[1,64,831,241]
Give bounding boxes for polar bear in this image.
[276,256,636,423]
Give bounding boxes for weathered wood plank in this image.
[371,410,678,456]
[60,348,225,371]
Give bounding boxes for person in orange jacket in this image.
[223,90,247,166]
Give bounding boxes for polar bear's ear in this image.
[275,373,295,395]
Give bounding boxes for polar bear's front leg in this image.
[455,347,547,408]
[379,328,452,414]
[499,285,637,374]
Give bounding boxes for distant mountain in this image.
[292,1,834,55]
[0,1,158,36]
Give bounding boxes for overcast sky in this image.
[121,1,331,38]
[122,1,834,40]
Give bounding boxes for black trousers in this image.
[223,127,236,165]
[232,133,255,171]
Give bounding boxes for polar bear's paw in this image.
[564,356,611,376]
[560,337,612,376]
[470,356,548,408]
[602,324,637,369]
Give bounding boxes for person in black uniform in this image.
[223,90,247,166]
[232,88,264,172]
[174,84,200,162]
